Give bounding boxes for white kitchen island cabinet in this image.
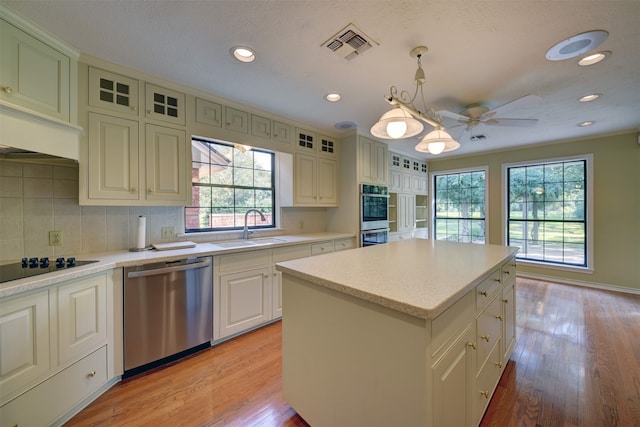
[276,239,518,427]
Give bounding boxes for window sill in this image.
[178,227,287,241]
[516,258,594,274]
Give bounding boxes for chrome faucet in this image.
[242,209,266,239]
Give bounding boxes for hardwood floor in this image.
[66,278,640,427]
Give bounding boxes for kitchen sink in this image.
[213,237,287,248]
[213,240,258,248]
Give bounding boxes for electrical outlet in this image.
[49,230,63,246]
[161,226,175,239]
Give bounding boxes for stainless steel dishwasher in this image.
[124,256,213,376]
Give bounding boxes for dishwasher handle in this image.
[126,257,211,278]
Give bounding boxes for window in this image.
[186,138,275,232]
[433,169,487,243]
[506,157,589,268]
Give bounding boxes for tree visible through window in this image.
[433,169,487,243]
[186,138,275,232]
[507,159,587,267]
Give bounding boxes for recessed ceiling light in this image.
[231,46,255,63]
[578,121,595,127]
[335,121,357,130]
[578,51,610,66]
[578,94,601,102]
[325,93,341,102]
[545,30,608,61]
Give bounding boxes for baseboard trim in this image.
[517,272,640,296]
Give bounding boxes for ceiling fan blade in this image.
[437,109,470,122]
[483,118,539,127]
[480,94,541,120]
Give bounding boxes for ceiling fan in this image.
[437,94,541,139]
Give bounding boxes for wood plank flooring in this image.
[66,278,640,427]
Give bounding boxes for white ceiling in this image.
[4,0,639,159]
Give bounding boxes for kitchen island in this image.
[276,239,518,427]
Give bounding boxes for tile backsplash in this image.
[0,160,183,262]
[0,160,327,263]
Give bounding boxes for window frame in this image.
[502,154,594,272]
[185,137,276,234]
[430,166,489,244]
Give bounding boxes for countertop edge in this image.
[0,232,355,299]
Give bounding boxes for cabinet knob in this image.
[131,106,137,111]
[130,187,137,193]
[147,188,153,193]
[87,370,96,377]
[147,110,152,114]
[263,274,269,278]
[504,270,511,275]
[467,342,477,350]
[480,334,490,342]
[494,361,503,369]
[479,291,488,297]
[494,278,501,283]
[480,390,490,399]
[502,298,509,304]
[495,315,504,321]
[2,86,13,94]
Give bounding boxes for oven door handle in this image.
[126,258,211,278]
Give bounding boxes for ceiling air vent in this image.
[323,23,378,61]
[469,134,487,142]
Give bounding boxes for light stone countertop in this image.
[0,232,355,299]
[276,239,519,320]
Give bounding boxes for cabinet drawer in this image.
[273,244,311,262]
[501,259,517,285]
[476,269,502,312]
[474,339,502,425]
[311,241,334,256]
[218,249,270,272]
[334,238,355,252]
[0,345,107,427]
[476,297,502,371]
[432,291,475,357]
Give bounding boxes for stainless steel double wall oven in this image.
[360,184,390,246]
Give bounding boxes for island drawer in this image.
[476,296,502,371]
[218,249,270,272]
[431,290,475,358]
[474,339,502,425]
[501,259,516,285]
[273,244,311,262]
[475,269,501,312]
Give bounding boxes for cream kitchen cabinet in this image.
[215,250,272,340]
[224,106,249,134]
[85,113,188,205]
[0,19,71,122]
[0,272,111,426]
[273,120,292,145]
[272,244,312,318]
[0,289,50,405]
[389,151,428,195]
[145,83,186,126]
[195,97,222,128]
[88,66,139,116]
[293,152,338,206]
[359,136,388,185]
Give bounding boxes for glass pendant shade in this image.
[415,129,460,155]
[370,107,424,139]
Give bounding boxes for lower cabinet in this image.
[0,272,112,425]
[433,325,475,427]
[215,238,354,341]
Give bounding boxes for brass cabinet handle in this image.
[130,187,137,193]
[494,278,501,283]
[479,290,488,297]
[2,86,13,93]
[504,270,511,275]
[467,342,477,350]
[496,315,504,321]
[147,188,153,193]
[494,361,503,369]
[480,335,490,342]
[503,298,509,304]
[87,370,96,377]
[480,390,490,399]
[131,106,137,111]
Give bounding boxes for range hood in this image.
[0,100,83,161]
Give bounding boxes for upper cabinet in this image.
[89,67,139,116]
[0,19,71,122]
[145,83,186,126]
[389,151,427,195]
[358,136,388,185]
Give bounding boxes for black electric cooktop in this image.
[0,257,98,283]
